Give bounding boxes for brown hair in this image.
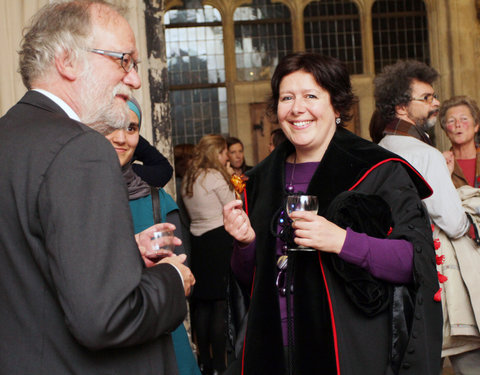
[174,143,195,179]
[182,134,233,197]
[267,52,355,125]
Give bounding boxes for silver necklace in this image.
[286,154,296,193]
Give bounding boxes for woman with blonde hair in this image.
[182,134,235,375]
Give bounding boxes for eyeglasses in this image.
[88,49,139,73]
[445,116,473,128]
[410,93,438,104]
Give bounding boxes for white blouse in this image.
[182,169,235,236]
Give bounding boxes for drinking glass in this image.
[286,195,319,251]
[146,229,175,262]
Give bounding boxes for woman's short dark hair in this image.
[373,60,438,123]
[267,52,355,125]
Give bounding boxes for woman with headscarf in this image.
[105,97,201,375]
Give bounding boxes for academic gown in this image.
[239,127,442,375]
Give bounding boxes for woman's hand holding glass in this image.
[136,223,182,267]
[289,211,347,254]
[136,223,196,296]
[223,200,256,245]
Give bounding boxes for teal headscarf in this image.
[123,97,150,199]
[127,97,142,128]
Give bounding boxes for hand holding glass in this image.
[286,195,319,251]
[146,229,175,262]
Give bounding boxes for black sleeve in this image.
[356,162,438,287]
[166,209,186,257]
[132,135,173,187]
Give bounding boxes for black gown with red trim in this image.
[239,127,442,375]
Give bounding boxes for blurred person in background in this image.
[174,143,196,264]
[182,135,236,375]
[440,95,480,188]
[269,127,287,152]
[226,137,252,176]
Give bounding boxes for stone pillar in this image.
[144,0,175,194]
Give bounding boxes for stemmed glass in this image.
[286,195,319,251]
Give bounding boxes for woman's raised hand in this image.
[442,150,455,175]
[223,200,256,245]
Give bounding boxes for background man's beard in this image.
[408,108,437,131]
[417,111,438,130]
[424,116,437,130]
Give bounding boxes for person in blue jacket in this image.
[105,97,201,375]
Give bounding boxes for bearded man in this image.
[372,60,470,239]
[0,2,194,374]
[373,61,480,374]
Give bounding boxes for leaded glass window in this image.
[304,0,363,74]
[372,0,429,73]
[234,0,293,81]
[165,4,228,145]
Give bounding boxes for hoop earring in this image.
[335,117,341,125]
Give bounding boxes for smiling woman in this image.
[222,52,442,375]
[276,70,338,162]
[104,98,201,375]
[105,107,140,166]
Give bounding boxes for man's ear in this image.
[54,49,81,82]
[395,103,408,118]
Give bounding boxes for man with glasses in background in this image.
[0,1,194,374]
[372,60,480,374]
[372,60,470,240]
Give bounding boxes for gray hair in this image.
[18,1,122,89]
[439,95,480,130]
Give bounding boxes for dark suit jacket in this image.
[0,91,186,374]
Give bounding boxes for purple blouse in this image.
[231,161,413,344]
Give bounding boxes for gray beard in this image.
[84,105,129,135]
[423,116,437,130]
[414,112,437,131]
[78,65,131,134]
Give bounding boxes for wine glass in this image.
[286,195,319,251]
[146,229,175,262]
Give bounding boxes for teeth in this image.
[293,121,311,127]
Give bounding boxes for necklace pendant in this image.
[277,255,288,270]
[286,184,294,193]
